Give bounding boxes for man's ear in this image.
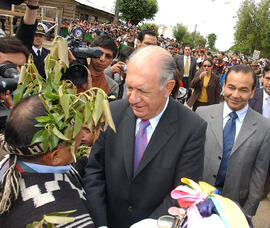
[136,39,142,48]
[164,80,176,97]
[45,149,62,166]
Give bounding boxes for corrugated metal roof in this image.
[75,0,114,15]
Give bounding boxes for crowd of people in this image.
[0,1,270,228]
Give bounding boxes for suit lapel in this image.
[208,103,223,149]
[231,108,256,156]
[122,106,136,182]
[134,99,177,178]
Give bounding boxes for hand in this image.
[199,71,208,80]
[168,207,186,217]
[27,0,39,6]
[110,61,125,75]
[0,90,13,110]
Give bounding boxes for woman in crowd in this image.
[187,58,221,111]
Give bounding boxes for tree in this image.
[113,0,121,24]
[207,33,217,50]
[192,32,207,49]
[119,0,158,25]
[172,23,188,44]
[139,23,159,36]
[232,0,270,57]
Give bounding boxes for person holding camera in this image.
[77,34,119,98]
[0,0,39,130]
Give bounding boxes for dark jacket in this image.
[187,71,221,107]
[31,48,50,78]
[83,98,207,228]
[248,88,263,114]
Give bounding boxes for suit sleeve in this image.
[189,71,202,88]
[243,128,270,216]
[150,120,207,218]
[15,18,37,51]
[83,130,108,227]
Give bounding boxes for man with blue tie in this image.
[197,64,270,217]
[83,46,207,228]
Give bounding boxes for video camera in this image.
[0,64,19,93]
[63,36,102,85]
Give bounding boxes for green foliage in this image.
[26,210,76,228]
[14,36,116,157]
[120,0,158,25]
[173,24,205,47]
[192,32,207,49]
[139,23,159,36]
[207,33,217,50]
[233,0,270,57]
[173,23,188,43]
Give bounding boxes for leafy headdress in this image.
[0,36,115,214]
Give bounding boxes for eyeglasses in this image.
[203,65,212,68]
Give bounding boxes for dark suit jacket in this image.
[31,48,50,78]
[187,71,221,107]
[197,103,270,216]
[248,88,263,114]
[83,98,207,228]
[175,55,197,83]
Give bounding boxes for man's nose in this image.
[128,90,140,104]
[99,53,106,61]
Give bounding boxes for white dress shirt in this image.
[223,102,248,141]
[135,98,169,142]
[262,90,270,118]
[32,46,43,56]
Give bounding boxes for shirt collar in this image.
[223,101,248,123]
[18,160,71,174]
[263,89,270,101]
[136,97,169,130]
[32,46,42,54]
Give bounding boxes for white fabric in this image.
[223,102,248,141]
[135,98,169,142]
[32,46,43,56]
[262,90,270,118]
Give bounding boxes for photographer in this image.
[0,0,39,130]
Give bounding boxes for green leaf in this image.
[60,94,70,120]
[52,113,64,123]
[92,90,104,126]
[84,102,92,123]
[102,99,116,132]
[36,116,51,123]
[46,210,77,216]
[44,91,59,101]
[53,61,62,84]
[31,129,46,145]
[73,111,83,138]
[43,215,75,224]
[13,84,26,105]
[50,134,60,151]
[42,130,49,152]
[52,127,70,141]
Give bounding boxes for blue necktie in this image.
[215,112,238,188]
[134,120,150,174]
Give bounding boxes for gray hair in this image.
[158,53,176,87]
[127,47,176,88]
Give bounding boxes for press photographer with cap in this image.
[31,22,50,78]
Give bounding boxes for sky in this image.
[91,0,246,51]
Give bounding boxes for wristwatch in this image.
[26,3,39,10]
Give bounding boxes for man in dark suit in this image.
[83,46,207,228]
[197,64,270,217]
[249,64,270,198]
[31,23,49,78]
[175,44,197,100]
